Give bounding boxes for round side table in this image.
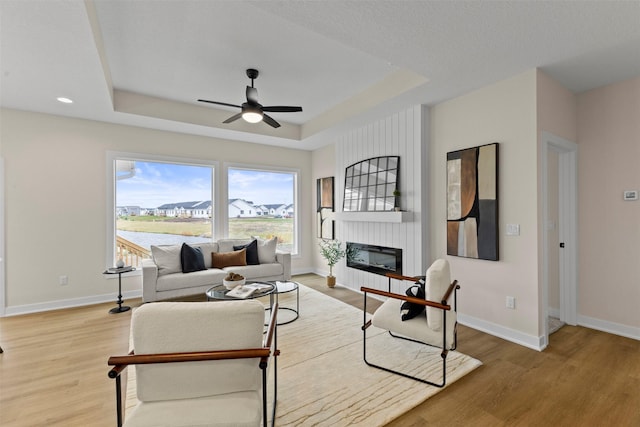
[103,267,135,314]
[270,281,299,325]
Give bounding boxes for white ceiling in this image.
[2,0,639,150]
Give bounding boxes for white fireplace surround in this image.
[333,105,429,293]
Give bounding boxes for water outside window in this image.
[113,160,297,268]
[115,160,213,267]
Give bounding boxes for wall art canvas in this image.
[317,177,335,239]
[447,143,498,261]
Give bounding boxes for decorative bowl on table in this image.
[223,273,245,290]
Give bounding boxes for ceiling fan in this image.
[198,69,302,128]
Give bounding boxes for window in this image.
[108,153,216,268]
[227,166,298,254]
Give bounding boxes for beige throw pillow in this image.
[151,245,182,276]
[252,236,278,264]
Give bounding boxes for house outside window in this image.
[227,166,298,254]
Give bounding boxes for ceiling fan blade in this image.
[262,113,281,128]
[262,106,303,113]
[246,86,259,104]
[223,112,243,124]
[198,99,241,109]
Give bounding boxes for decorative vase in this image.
[116,258,125,268]
[327,275,336,288]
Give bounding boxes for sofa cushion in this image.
[218,239,252,253]
[156,269,228,292]
[252,236,278,264]
[156,268,227,293]
[425,259,451,331]
[180,243,206,273]
[212,249,247,269]
[223,263,283,279]
[233,240,259,265]
[151,245,182,276]
[196,242,219,269]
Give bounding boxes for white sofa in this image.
[142,238,291,302]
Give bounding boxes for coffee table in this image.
[206,282,276,306]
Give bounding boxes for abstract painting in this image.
[447,143,498,260]
[317,177,335,239]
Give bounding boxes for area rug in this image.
[125,284,482,426]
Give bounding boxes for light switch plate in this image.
[623,190,638,201]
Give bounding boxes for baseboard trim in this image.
[4,290,143,317]
[578,314,640,341]
[458,313,545,351]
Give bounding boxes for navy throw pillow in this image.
[400,278,426,321]
[180,243,206,273]
[234,239,259,265]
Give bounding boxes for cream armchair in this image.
[361,259,459,387]
[108,300,279,427]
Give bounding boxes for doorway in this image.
[542,132,578,346]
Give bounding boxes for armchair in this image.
[361,258,459,387]
[108,300,279,427]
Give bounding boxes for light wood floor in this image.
[1,273,638,426]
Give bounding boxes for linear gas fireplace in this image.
[346,242,402,276]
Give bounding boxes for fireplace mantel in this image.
[335,211,412,223]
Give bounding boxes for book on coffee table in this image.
[226,285,256,299]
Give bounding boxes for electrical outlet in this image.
[59,275,68,286]
[506,296,515,309]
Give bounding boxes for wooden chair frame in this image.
[361,273,459,387]
[108,303,280,427]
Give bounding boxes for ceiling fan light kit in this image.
[241,105,263,123]
[198,68,302,128]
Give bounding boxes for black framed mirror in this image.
[343,156,399,212]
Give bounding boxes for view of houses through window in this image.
[112,158,297,268]
[227,167,297,254]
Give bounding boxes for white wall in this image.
[430,70,542,348]
[0,109,312,313]
[310,144,336,274]
[576,76,640,335]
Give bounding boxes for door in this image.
[542,132,578,345]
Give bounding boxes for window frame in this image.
[106,151,219,269]
[224,163,300,256]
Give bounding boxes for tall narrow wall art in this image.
[317,176,335,239]
[447,143,499,261]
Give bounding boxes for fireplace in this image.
[346,242,402,276]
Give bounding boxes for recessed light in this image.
[57,97,73,104]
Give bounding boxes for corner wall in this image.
[430,70,541,348]
[576,76,640,337]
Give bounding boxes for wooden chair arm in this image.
[361,287,450,311]
[109,348,271,368]
[440,280,460,304]
[263,302,278,350]
[385,272,422,282]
